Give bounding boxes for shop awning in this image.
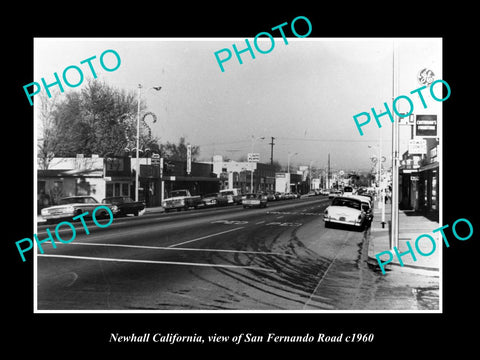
[418,161,439,172]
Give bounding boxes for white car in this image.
[323,196,366,230]
[348,195,374,222]
[41,196,119,223]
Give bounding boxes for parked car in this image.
[219,188,243,205]
[323,196,366,230]
[41,196,119,223]
[348,195,374,223]
[320,189,330,196]
[202,193,229,207]
[242,193,268,208]
[343,186,354,196]
[265,192,276,201]
[162,189,203,212]
[101,196,145,216]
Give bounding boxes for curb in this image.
[366,254,440,276]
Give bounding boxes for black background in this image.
[5,3,476,355]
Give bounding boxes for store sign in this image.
[151,153,160,166]
[415,115,437,137]
[408,139,427,155]
[248,153,260,162]
[187,144,192,174]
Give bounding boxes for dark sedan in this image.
[201,193,229,207]
[102,196,145,216]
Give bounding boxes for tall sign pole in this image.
[135,84,142,202]
[391,41,400,250]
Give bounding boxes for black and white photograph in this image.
[6,7,477,353]
[32,37,442,312]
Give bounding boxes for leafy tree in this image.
[160,137,200,161]
[39,80,159,159]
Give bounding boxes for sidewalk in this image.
[367,201,440,274]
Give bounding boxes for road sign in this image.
[248,153,260,162]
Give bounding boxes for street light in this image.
[135,84,162,202]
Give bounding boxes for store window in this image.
[107,182,131,198]
[106,183,114,197]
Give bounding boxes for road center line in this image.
[37,253,276,272]
[66,242,296,258]
[168,227,245,248]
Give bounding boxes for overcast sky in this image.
[34,38,442,172]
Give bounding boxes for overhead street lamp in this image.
[135,84,162,202]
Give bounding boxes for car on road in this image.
[323,196,366,230]
[343,186,354,196]
[162,189,203,212]
[202,193,229,207]
[348,195,374,223]
[242,193,268,208]
[264,191,276,201]
[219,188,243,205]
[41,196,119,223]
[319,189,330,196]
[101,196,145,216]
[328,189,343,199]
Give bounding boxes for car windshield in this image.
[344,186,353,192]
[331,197,361,210]
[59,197,98,204]
[245,194,258,199]
[102,197,128,204]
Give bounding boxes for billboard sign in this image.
[408,139,427,155]
[187,144,192,174]
[247,153,260,162]
[415,115,437,138]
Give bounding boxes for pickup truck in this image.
[162,189,203,212]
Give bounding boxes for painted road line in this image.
[168,227,245,248]
[37,253,277,272]
[66,242,296,258]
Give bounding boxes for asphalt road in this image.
[36,197,439,311]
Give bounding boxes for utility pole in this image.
[269,137,275,165]
[327,153,330,189]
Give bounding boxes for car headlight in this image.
[41,208,48,216]
[111,205,119,212]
